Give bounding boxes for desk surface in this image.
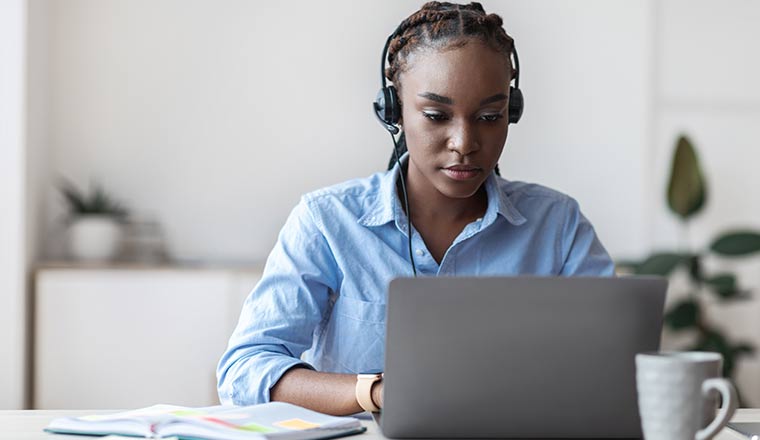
[2,409,758,439]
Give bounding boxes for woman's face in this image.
[398,40,511,201]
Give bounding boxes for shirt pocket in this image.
[320,294,386,373]
[333,294,386,324]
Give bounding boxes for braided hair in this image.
[385,2,516,175]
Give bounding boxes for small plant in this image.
[619,134,760,401]
[59,180,129,222]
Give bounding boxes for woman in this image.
[217,1,614,416]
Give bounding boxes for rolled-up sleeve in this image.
[558,198,616,276]
[217,197,340,405]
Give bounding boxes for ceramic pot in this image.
[68,215,123,261]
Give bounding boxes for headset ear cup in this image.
[374,86,401,125]
[374,88,390,124]
[386,85,401,125]
[508,86,524,124]
[374,86,401,134]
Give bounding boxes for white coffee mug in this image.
[636,351,737,440]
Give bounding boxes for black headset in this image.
[371,28,524,277]
[373,30,524,135]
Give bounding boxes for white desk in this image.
[2,409,759,439]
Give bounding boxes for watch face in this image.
[358,373,382,379]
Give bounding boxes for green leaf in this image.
[635,253,687,276]
[689,330,754,378]
[723,341,754,379]
[691,329,727,352]
[687,255,703,283]
[705,274,740,299]
[60,184,87,213]
[664,299,700,330]
[57,179,129,220]
[615,260,639,271]
[731,343,755,357]
[690,330,730,376]
[667,135,707,220]
[710,231,760,256]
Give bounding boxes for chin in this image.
[435,176,487,199]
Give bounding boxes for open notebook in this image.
[45,402,366,440]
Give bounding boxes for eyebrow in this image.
[417,92,508,106]
[479,93,509,106]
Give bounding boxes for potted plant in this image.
[619,134,760,403]
[59,180,129,261]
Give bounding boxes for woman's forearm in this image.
[270,367,362,415]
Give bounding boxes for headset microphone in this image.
[373,101,399,135]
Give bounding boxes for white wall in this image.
[27,0,50,265]
[0,0,28,410]
[24,0,760,406]
[41,0,653,263]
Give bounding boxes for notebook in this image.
[729,423,760,440]
[44,402,366,440]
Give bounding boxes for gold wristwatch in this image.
[355,373,383,412]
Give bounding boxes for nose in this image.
[447,119,480,156]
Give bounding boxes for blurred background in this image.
[2,0,759,409]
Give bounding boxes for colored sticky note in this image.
[240,423,275,433]
[170,410,205,416]
[274,419,321,430]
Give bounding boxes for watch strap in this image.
[355,374,382,412]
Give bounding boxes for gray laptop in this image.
[380,276,667,438]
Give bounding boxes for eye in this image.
[422,112,449,122]
[479,113,505,122]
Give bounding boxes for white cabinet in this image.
[33,265,261,409]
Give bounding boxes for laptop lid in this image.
[381,276,667,438]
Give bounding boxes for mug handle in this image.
[695,378,738,440]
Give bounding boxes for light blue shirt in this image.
[217,158,615,405]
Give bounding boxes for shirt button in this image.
[476,217,483,222]
[415,249,425,256]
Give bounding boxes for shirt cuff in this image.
[221,353,315,405]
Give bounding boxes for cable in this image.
[389,132,417,277]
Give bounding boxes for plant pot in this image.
[67,215,124,261]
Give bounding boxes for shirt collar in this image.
[483,169,527,226]
[358,153,526,228]
[357,154,406,228]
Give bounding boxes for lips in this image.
[444,165,481,172]
[442,164,482,181]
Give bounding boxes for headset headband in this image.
[380,28,521,90]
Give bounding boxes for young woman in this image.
[217,2,614,416]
